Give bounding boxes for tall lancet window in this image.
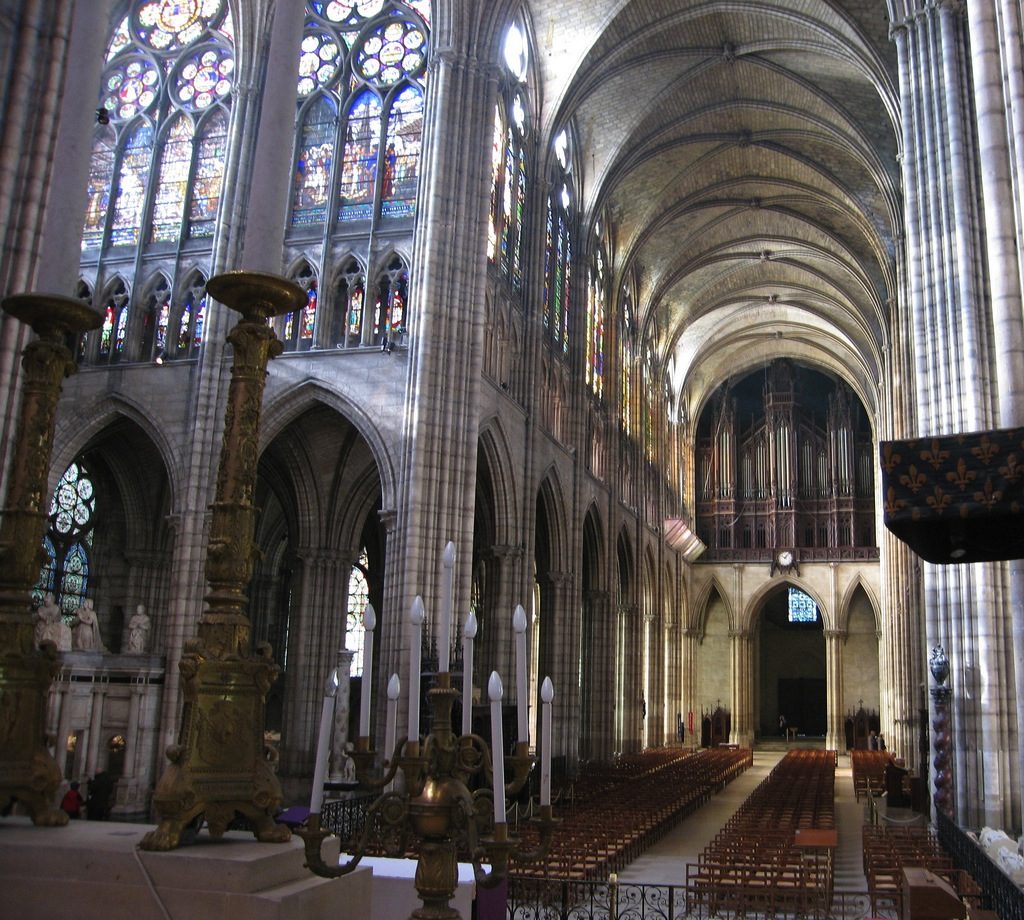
[619,281,636,435]
[543,127,575,357]
[586,219,609,399]
[289,1,430,232]
[486,18,531,289]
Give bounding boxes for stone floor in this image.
[617,746,893,892]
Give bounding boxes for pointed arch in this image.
[839,574,881,633]
[691,575,736,635]
[742,577,832,633]
[260,381,398,513]
[478,417,521,545]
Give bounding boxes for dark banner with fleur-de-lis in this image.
[880,429,1024,563]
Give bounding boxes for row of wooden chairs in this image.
[862,824,983,916]
[687,750,838,917]
[851,749,892,801]
[513,747,753,881]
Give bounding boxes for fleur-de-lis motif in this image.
[926,486,951,513]
[900,465,927,494]
[881,443,902,473]
[973,475,1002,509]
[920,440,950,469]
[971,434,999,465]
[946,456,976,491]
[884,486,906,515]
[999,452,1020,483]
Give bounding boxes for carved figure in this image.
[34,593,70,651]
[126,604,151,653]
[72,598,104,651]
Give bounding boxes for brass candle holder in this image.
[0,293,101,826]
[141,271,306,851]
[297,673,554,920]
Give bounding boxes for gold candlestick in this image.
[0,293,101,826]
[141,272,305,851]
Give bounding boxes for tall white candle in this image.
[512,604,529,744]
[440,541,456,673]
[385,673,400,790]
[488,671,506,825]
[359,603,376,737]
[462,611,478,736]
[408,596,424,743]
[310,669,339,814]
[540,676,554,807]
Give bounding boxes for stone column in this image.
[388,16,502,753]
[123,682,143,779]
[730,629,754,747]
[84,681,106,778]
[681,626,699,749]
[824,629,847,752]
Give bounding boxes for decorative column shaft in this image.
[824,629,846,752]
[141,272,305,851]
[0,293,100,826]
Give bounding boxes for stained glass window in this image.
[333,260,367,347]
[172,278,207,358]
[174,44,233,111]
[110,124,154,247]
[289,2,430,234]
[543,124,574,357]
[150,115,194,243]
[587,241,607,399]
[487,23,530,289]
[292,96,337,225]
[100,56,160,121]
[188,109,227,237]
[355,19,426,86]
[487,107,503,262]
[141,275,171,359]
[82,128,117,251]
[380,85,423,218]
[298,30,342,96]
[620,286,635,433]
[134,0,227,52]
[34,462,96,616]
[98,281,130,363]
[338,91,382,221]
[282,264,319,351]
[82,1,233,277]
[373,257,408,349]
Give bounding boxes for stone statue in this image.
[34,593,71,652]
[71,598,104,652]
[125,604,151,654]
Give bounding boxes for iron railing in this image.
[507,878,889,920]
[320,793,376,845]
[937,809,1024,920]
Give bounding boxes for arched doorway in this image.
[756,583,826,739]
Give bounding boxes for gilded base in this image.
[0,638,68,826]
[139,641,288,851]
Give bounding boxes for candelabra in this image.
[298,670,554,920]
[0,293,101,826]
[141,271,306,851]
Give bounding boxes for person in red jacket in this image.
[60,781,84,818]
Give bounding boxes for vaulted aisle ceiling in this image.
[529,0,902,418]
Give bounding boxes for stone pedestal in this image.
[0,817,371,920]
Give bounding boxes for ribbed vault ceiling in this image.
[525,0,901,419]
